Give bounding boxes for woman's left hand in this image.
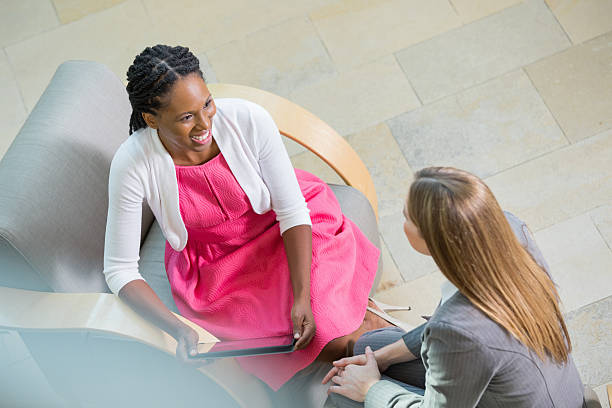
[291,299,316,350]
[328,346,381,402]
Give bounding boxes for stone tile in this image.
[0,0,59,47]
[534,214,612,313]
[206,17,335,97]
[5,0,160,111]
[388,70,568,179]
[283,137,307,157]
[379,214,439,282]
[310,0,461,71]
[290,55,420,137]
[449,0,523,23]
[594,383,611,408]
[546,0,612,44]
[376,240,403,292]
[485,129,612,231]
[345,123,414,218]
[565,296,612,387]
[0,52,27,160]
[372,272,446,328]
[526,32,612,143]
[52,0,126,24]
[290,150,345,185]
[591,205,612,249]
[144,0,338,55]
[194,52,218,84]
[396,0,569,104]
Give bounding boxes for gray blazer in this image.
[364,212,585,408]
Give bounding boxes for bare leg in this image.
[316,300,394,362]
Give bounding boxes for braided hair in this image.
[126,45,204,134]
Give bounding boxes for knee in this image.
[353,334,371,355]
[329,392,363,408]
[353,327,404,355]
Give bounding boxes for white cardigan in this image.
[103,98,311,294]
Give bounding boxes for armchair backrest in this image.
[0,61,153,293]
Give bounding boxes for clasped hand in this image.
[322,346,382,402]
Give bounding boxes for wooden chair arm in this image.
[208,83,378,218]
[0,286,272,408]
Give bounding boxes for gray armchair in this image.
[0,61,382,407]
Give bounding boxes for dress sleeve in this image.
[103,148,146,294]
[250,103,311,235]
[365,322,495,408]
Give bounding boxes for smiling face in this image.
[403,204,430,256]
[142,73,218,165]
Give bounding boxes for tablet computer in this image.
[193,334,296,359]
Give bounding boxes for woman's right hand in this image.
[175,325,210,366]
[118,281,212,367]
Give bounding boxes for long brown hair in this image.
[407,167,570,363]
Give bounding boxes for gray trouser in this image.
[272,361,334,408]
[329,327,426,408]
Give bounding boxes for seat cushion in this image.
[139,184,381,313]
[0,60,155,293]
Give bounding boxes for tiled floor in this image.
[1,0,611,406]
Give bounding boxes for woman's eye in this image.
[204,99,213,109]
[181,114,192,121]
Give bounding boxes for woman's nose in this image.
[196,110,212,130]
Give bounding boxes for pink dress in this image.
[165,152,379,390]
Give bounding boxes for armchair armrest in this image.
[208,83,378,218]
[0,286,273,408]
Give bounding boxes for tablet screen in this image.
[195,334,296,359]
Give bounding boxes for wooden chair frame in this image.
[0,84,378,407]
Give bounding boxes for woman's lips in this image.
[190,130,211,145]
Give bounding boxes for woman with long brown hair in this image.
[324,167,585,407]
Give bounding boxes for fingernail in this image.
[294,332,300,339]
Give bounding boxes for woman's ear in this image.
[142,112,158,129]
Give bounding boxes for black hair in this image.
[126,45,204,134]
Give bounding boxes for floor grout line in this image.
[379,233,406,284]
[3,48,29,115]
[139,0,151,20]
[483,143,568,180]
[204,13,314,56]
[402,41,569,107]
[523,66,572,145]
[1,0,129,50]
[307,14,339,79]
[484,125,612,184]
[542,0,574,45]
[447,0,460,17]
[565,294,612,318]
[591,214,612,253]
[48,0,61,25]
[531,203,612,234]
[393,52,423,107]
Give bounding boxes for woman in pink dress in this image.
[103,45,391,401]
